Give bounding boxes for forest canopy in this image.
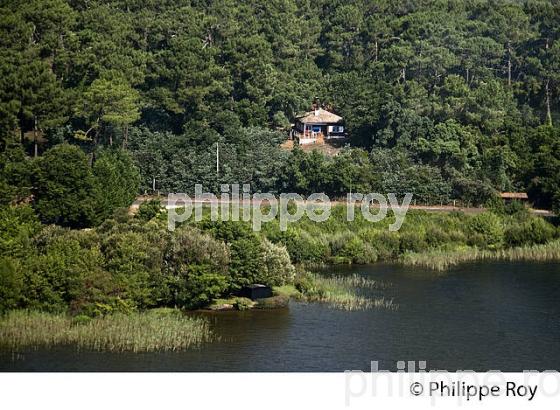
[1,0,560,209]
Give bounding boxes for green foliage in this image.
[32,144,101,228]
[0,205,41,257]
[136,199,162,221]
[1,0,559,208]
[31,144,139,228]
[0,143,37,205]
[176,264,229,309]
[466,212,505,249]
[76,77,140,144]
[260,239,296,285]
[233,297,253,311]
[505,216,557,247]
[0,258,24,313]
[93,149,140,220]
[166,226,231,308]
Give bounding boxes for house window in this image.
[312,125,321,133]
[332,125,344,133]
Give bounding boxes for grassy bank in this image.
[0,309,212,352]
[290,273,397,311]
[401,241,560,271]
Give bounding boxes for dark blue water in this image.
[1,262,559,371]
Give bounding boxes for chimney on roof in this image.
[314,108,319,116]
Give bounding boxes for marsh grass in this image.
[0,310,212,352]
[306,274,397,311]
[401,241,560,271]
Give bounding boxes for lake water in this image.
[1,261,560,371]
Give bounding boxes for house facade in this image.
[290,108,346,145]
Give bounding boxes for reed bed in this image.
[401,241,560,271]
[0,310,212,352]
[326,274,387,289]
[308,274,397,311]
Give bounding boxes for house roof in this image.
[296,108,343,124]
[499,192,528,199]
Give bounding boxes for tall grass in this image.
[0,310,213,352]
[401,241,560,271]
[306,274,397,311]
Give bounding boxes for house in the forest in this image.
[290,107,346,145]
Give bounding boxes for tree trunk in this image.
[544,38,552,126]
[89,128,99,167]
[374,40,378,62]
[123,124,129,149]
[33,115,38,158]
[545,78,553,126]
[507,41,512,87]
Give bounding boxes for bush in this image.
[466,212,504,249]
[0,258,23,313]
[101,231,156,308]
[0,205,41,257]
[176,265,229,309]
[425,225,452,247]
[505,217,557,247]
[294,271,325,299]
[137,199,162,221]
[93,149,140,221]
[168,227,231,307]
[228,235,266,290]
[0,143,37,206]
[260,239,296,286]
[233,297,253,311]
[399,230,429,253]
[22,230,111,313]
[280,229,328,264]
[362,230,401,260]
[333,236,377,264]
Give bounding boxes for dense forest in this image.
[2,0,560,212]
[2,0,560,320]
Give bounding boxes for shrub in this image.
[505,217,557,247]
[101,231,156,308]
[399,230,429,253]
[504,200,529,216]
[425,225,452,247]
[228,234,266,290]
[280,229,328,263]
[168,227,231,307]
[466,212,504,249]
[334,236,377,264]
[362,230,401,260]
[294,271,325,299]
[176,265,229,309]
[93,149,140,220]
[233,297,253,310]
[0,258,23,313]
[260,239,296,286]
[137,199,162,221]
[0,205,41,257]
[22,231,111,313]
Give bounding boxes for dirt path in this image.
[130,196,553,216]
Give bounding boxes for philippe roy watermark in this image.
[345,360,560,406]
[166,184,413,232]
